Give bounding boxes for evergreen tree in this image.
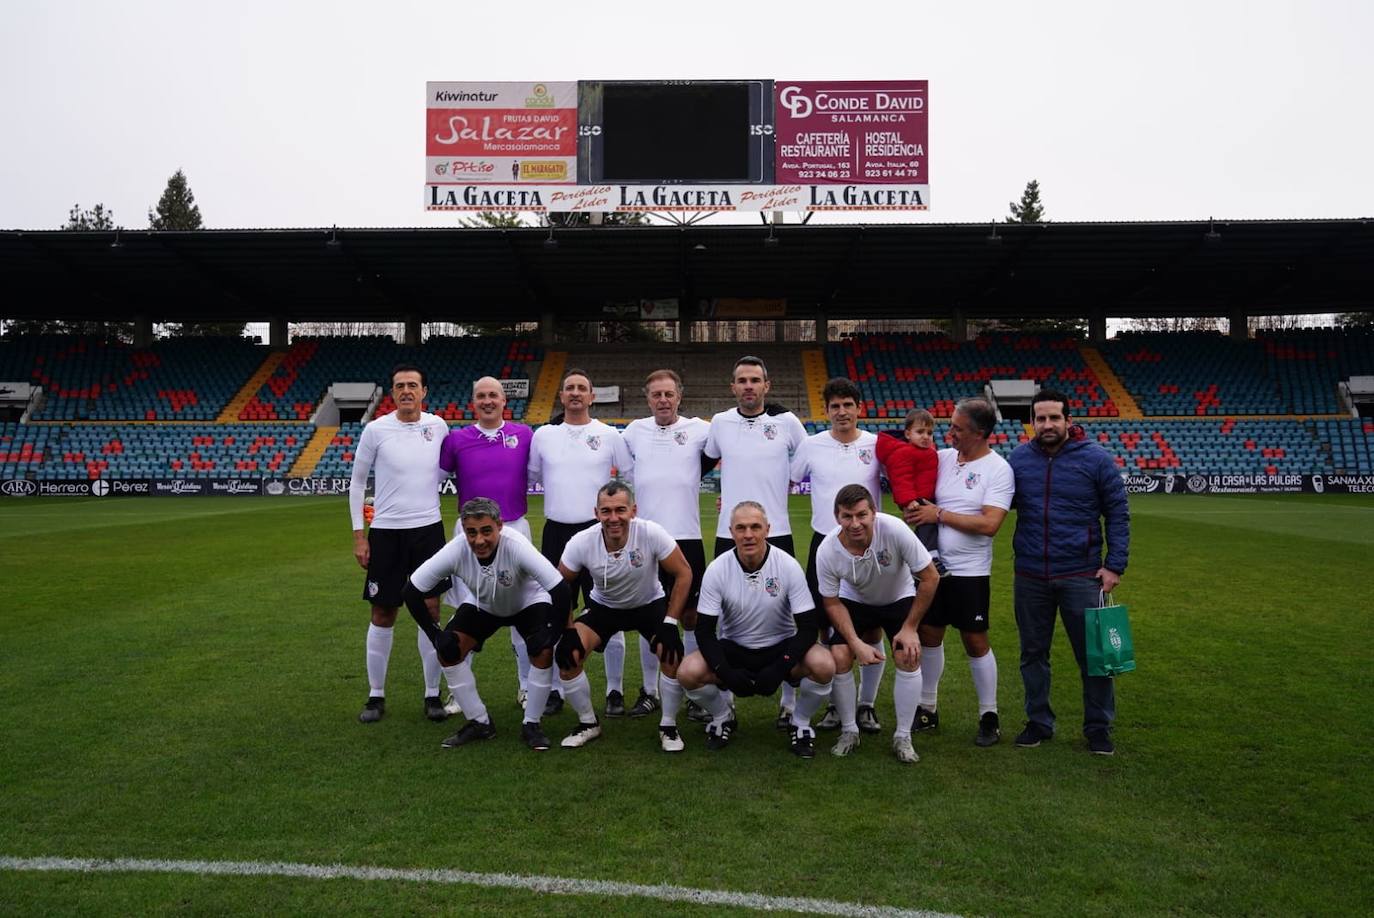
[1007,179,1046,223]
[64,203,116,231]
[148,169,203,230]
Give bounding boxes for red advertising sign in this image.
[426,82,578,185]
[773,81,927,184]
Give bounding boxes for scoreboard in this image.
[425,79,927,214]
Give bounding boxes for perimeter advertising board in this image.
[425,79,930,213]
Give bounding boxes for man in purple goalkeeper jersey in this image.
[439,376,536,708]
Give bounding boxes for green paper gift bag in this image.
[1086,592,1135,677]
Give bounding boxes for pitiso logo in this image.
[1,479,38,497]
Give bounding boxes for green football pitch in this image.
[2,493,1372,916]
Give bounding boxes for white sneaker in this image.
[831,731,861,757]
[443,693,462,717]
[560,720,602,748]
[892,733,920,764]
[659,725,685,753]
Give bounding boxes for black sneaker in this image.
[685,699,710,723]
[628,688,660,718]
[705,718,736,751]
[424,695,449,722]
[913,706,939,733]
[790,727,817,759]
[774,705,794,731]
[521,721,551,751]
[604,689,626,717]
[441,717,496,748]
[543,692,564,717]
[357,696,385,724]
[1015,722,1053,748]
[856,704,882,734]
[975,711,1001,747]
[1087,731,1116,756]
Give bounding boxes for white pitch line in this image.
[0,855,960,918]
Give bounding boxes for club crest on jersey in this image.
[876,548,892,567]
[497,570,514,587]
[503,435,519,449]
[763,423,777,440]
[764,576,780,597]
[422,427,434,441]
[965,471,981,489]
[673,430,688,446]
[585,435,602,451]
[628,549,644,568]
[859,448,873,465]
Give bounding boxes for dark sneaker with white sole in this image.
[424,695,449,722]
[856,704,882,734]
[975,711,1001,747]
[790,727,817,759]
[912,705,939,733]
[441,718,496,748]
[358,696,385,724]
[1015,722,1054,748]
[604,689,626,717]
[628,688,660,718]
[1087,732,1116,756]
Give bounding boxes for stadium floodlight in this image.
[325,227,343,253]
[985,222,1002,246]
[1204,217,1222,245]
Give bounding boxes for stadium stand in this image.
[1083,419,1327,475]
[825,332,1119,420]
[1098,332,1287,416]
[0,336,265,421]
[13,423,312,480]
[1311,418,1374,475]
[1257,327,1374,415]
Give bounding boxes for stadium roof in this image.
[3,218,1370,324]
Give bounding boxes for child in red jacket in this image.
[876,408,947,575]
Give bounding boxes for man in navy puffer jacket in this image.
[1008,389,1130,755]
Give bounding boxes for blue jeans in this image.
[1013,574,1115,737]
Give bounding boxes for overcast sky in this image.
[2,0,1371,231]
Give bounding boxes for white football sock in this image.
[969,650,998,715]
[920,642,945,708]
[417,626,441,697]
[603,631,625,695]
[443,662,488,723]
[524,664,553,725]
[832,669,859,733]
[684,683,731,723]
[560,670,597,723]
[510,629,531,693]
[365,624,393,697]
[779,680,796,711]
[639,635,660,695]
[791,677,831,731]
[892,667,923,739]
[659,675,684,727]
[858,645,886,707]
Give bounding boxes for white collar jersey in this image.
[409,527,562,618]
[622,415,710,540]
[704,408,808,538]
[932,448,1015,576]
[816,512,933,605]
[697,546,814,649]
[560,517,678,609]
[789,429,883,535]
[529,419,634,524]
[349,410,447,530]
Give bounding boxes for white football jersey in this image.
[816,513,932,604]
[622,415,710,540]
[705,408,807,538]
[410,527,562,618]
[789,429,883,535]
[697,546,814,649]
[529,419,633,524]
[933,448,1015,576]
[348,411,447,530]
[560,517,678,609]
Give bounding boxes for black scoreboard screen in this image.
[578,80,774,184]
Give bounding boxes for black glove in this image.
[716,664,756,697]
[650,620,685,667]
[433,630,462,668]
[751,659,792,697]
[554,627,585,671]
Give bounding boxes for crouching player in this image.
[403,497,572,751]
[818,484,940,764]
[676,501,835,758]
[553,481,693,751]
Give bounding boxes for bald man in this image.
[439,376,537,707]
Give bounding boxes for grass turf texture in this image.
[2,493,1372,916]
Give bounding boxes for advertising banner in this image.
[425,182,927,212]
[1121,473,1374,494]
[773,81,928,186]
[499,379,530,400]
[426,82,578,186]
